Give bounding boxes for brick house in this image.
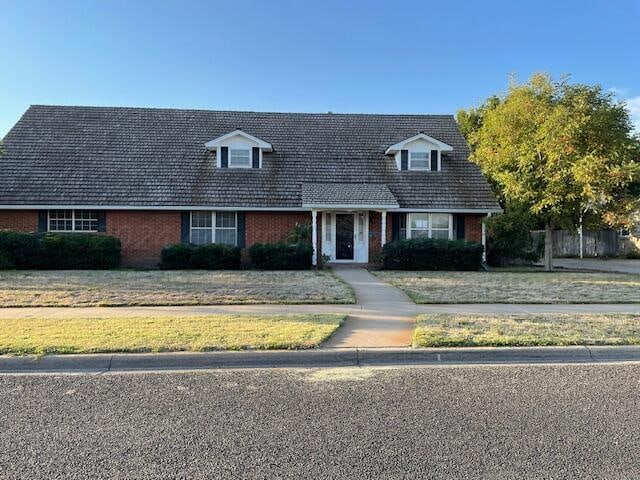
[0,106,501,267]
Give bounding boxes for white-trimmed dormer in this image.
[385,133,453,172]
[205,129,272,169]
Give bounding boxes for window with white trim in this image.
[48,210,99,232]
[408,213,451,240]
[409,151,430,170]
[229,148,251,168]
[190,212,238,246]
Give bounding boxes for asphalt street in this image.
[2,364,640,479]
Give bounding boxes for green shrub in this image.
[486,210,541,266]
[159,244,194,269]
[0,231,120,269]
[249,242,312,270]
[287,222,312,245]
[190,244,241,269]
[380,238,483,270]
[160,243,241,270]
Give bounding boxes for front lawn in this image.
[414,313,640,347]
[0,270,355,307]
[0,313,346,355]
[373,271,640,304]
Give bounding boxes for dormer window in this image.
[204,129,273,169]
[385,133,453,172]
[410,151,430,170]
[229,148,251,168]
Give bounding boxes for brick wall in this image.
[245,211,311,246]
[106,211,181,267]
[464,214,484,243]
[368,211,392,263]
[0,210,38,232]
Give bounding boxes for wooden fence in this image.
[531,229,620,257]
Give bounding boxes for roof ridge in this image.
[28,104,455,118]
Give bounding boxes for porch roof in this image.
[301,182,399,209]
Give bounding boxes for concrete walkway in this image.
[322,268,417,348]
[554,258,640,274]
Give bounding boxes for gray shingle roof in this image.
[302,183,399,208]
[0,105,500,211]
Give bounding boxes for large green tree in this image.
[458,73,640,270]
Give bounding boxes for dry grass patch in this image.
[414,313,640,347]
[374,271,640,304]
[0,313,346,355]
[0,270,355,307]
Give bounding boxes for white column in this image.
[481,213,490,262]
[380,210,387,248]
[311,209,318,266]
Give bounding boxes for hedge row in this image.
[248,242,312,270]
[0,231,121,269]
[160,242,313,270]
[380,238,483,271]
[160,244,242,270]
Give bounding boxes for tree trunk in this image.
[544,221,554,272]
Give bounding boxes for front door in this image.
[335,214,354,260]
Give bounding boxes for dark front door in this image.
[335,214,354,260]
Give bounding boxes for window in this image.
[408,213,451,240]
[356,213,365,242]
[410,151,430,170]
[48,210,98,232]
[215,212,237,245]
[620,228,631,238]
[229,148,251,168]
[190,212,237,246]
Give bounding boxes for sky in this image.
[1,0,639,137]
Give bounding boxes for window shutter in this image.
[97,211,107,232]
[252,147,260,168]
[181,212,190,244]
[236,212,246,248]
[430,150,439,171]
[38,211,48,232]
[391,213,401,240]
[400,150,408,170]
[220,146,228,168]
[454,214,465,240]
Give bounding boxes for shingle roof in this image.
[0,105,501,211]
[302,183,399,208]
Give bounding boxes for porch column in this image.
[311,209,318,266]
[380,210,387,248]
[481,213,490,262]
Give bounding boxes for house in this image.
[0,106,501,267]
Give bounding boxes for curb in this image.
[2,346,640,373]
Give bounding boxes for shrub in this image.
[249,242,312,270]
[190,244,241,270]
[160,243,241,270]
[0,231,121,269]
[485,210,541,266]
[287,222,312,245]
[159,244,194,269]
[380,238,483,271]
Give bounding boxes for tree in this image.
[460,73,640,270]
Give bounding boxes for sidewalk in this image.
[322,268,416,348]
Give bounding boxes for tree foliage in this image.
[458,73,640,269]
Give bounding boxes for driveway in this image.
[3,364,640,479]
[554,258,640,274]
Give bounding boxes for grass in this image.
[373,270,640,304]
[0,270,355,307]
[0,313,346,355]
[413,313,640,347]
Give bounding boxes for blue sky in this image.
[1,0,639,137]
